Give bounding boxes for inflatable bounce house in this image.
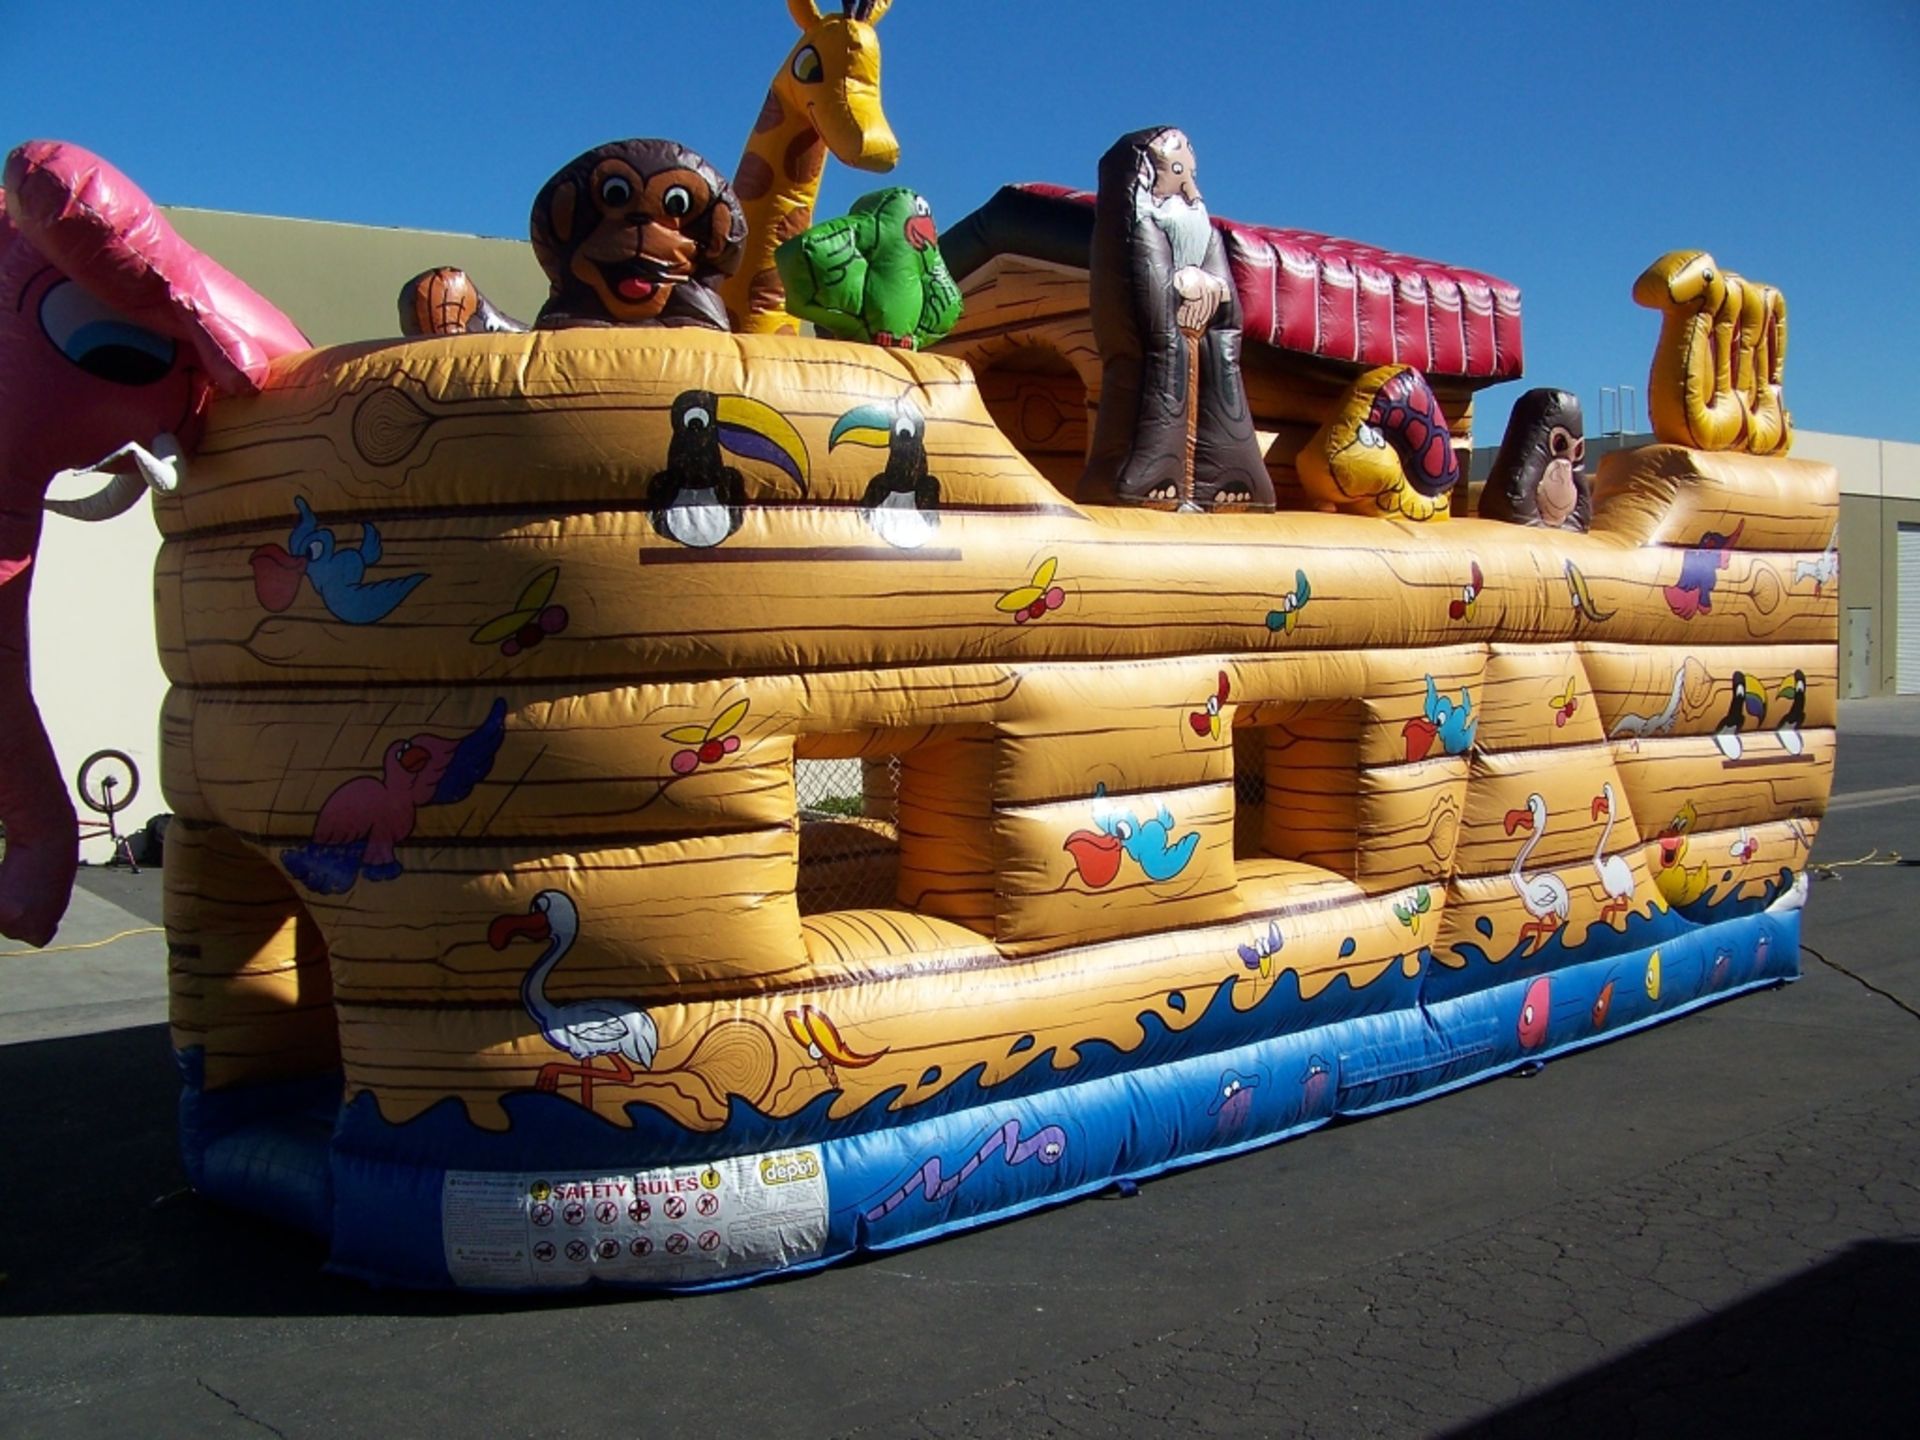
[1,1,1833,1292]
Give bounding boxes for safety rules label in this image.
[443,1148,828,1289]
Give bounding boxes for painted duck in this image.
[1654,801,1711,908]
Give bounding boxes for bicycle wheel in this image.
[77,749,140,817]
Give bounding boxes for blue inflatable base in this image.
[180,905,1801,1293]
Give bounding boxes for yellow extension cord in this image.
[0,924,163,958]
[1809,848,1913,879]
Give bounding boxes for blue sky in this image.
[5,1,1917,441]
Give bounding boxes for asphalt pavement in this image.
[1,701,1916,1439]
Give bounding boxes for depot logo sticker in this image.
[759,1151,821,1186]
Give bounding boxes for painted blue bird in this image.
[250,496,429,624]
[1116,802,1201,883]
[1404,674,1477,760]
[1062,782,1202,888]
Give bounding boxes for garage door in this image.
[1900,524,1920,693]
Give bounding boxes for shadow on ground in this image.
[71,864,164,927]
[0,1023,642,1320]
[1444,1238,1919,1438]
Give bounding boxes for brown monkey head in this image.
[529,139,746,328]
[1480,388,1590,531]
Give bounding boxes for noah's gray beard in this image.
[1142,189,1212,271]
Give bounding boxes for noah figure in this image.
[1080,127,1273,512]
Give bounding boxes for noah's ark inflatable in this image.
[1,3,1831,1294]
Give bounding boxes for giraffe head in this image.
[778,0,900,173]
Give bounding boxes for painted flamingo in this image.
[1590,784,1637,926]
[489,890,657,1106]
[1503,792,1570,951]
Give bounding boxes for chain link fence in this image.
[796,756,902,914]
[1232,726,1266,855]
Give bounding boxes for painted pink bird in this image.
[282,699,506,894]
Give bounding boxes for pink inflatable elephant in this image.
[0,140,308,946]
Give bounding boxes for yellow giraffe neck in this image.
[724,82,827,335]
[720,4,897,334]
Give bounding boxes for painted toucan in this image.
[1776,668,1808,755]
[830,397,942,549]
[647,390,809,549]
[1712,670,1767,759]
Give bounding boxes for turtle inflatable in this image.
[775,188,963,350]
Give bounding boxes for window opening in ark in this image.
[794,748,903,915]
[1231,698,1365,890]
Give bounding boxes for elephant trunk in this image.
[0,511,78,947]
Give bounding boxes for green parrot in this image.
[775,188,964,350]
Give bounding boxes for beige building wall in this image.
[1793,431,1920,697]
[164,208,548,348]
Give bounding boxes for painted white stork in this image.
[1504,792,1570,950]
[1590,784,1637,925]
[489,890,657,1106]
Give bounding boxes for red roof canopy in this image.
[1005,185,1524,383]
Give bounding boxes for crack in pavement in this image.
[1802,943,1920,1022]
[195,1378,290,1439]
